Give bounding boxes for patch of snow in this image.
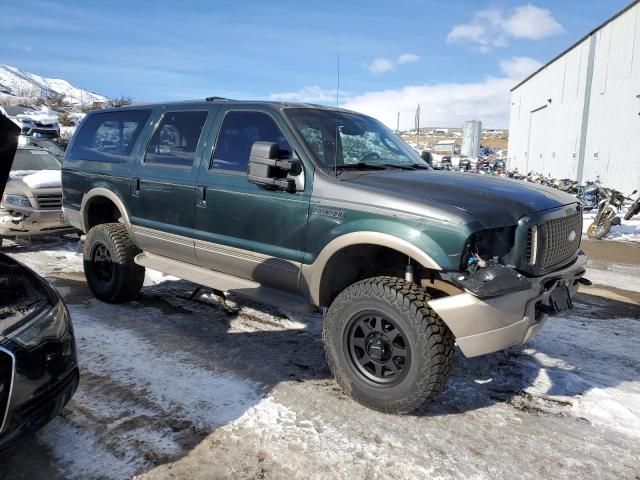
[20,169,61,189]
[143,268,179,286]
[583,210,640,243]
[586,264,640,292]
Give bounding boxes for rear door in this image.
[193,107,311,293]
[130,106,217,263]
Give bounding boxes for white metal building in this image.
[508,0,640,193]
[461,120,482,158]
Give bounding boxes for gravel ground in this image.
[0,236,638,480]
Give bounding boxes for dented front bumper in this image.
[0,208,75,237]
[428,251,587,357]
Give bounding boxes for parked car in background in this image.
[62,99,587,414]
[0,146,76,246]
[0,114,79,450]
[18,136,66,161]
[0,105,60,139]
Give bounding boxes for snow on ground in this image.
[583,209,640,243]
[1,235,639,479]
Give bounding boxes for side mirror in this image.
[247,141,301,192]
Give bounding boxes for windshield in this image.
[12,149,61,171]
[3,106,35,116]
[24,138,65,157]
[285,108,428,173]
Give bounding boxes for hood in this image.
[0,113,20,197]
[14,112,59,125]
[9,169,62,189]
[349,170,578,228]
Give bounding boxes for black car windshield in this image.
[285,108,429,174]
[12,149,61,171]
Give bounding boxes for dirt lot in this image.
[0,236,638,479]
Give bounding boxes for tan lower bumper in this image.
[0,209,75,237]
[428,251,587,357]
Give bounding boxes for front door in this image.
[193,108,311,293]
[130,107,214,263]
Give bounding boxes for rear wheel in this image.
[83,223,145,303]
[323,276,454,414]
[624,200,640,221]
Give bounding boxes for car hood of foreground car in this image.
[349,170,579,229]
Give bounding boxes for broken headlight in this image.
[460,226,517,271]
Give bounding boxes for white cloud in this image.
[345,56,541,129]
[269,85,340,103]
[366,57,395,74]
[365,53,419,74]
[397,53,419,64]
[447,3,563,51]
[499,56,542,79]
[503,4,563,40]
[271,57,541,129]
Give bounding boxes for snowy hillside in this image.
[0,65,107,105]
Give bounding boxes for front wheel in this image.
[323,276,454,414]
[587,207,615,240]
[83,223,145,303]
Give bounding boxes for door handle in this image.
[131,178,140,197]
[196,185,207,208]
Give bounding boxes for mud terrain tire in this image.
[323,276,454,413]
[83,223,145,303]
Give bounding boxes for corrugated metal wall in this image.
[508,2,640,193]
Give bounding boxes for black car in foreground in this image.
[0,114,78,449]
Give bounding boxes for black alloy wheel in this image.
[344,311,410,386]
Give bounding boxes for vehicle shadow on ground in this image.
[81,276,640,421]
[0,234,81,254]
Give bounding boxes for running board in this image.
[135,252,316,313]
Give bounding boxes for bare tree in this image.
[107,96,133,108]
[48,92,68,109]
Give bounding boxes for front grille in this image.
[35,193,63,209]
[541,211,582,268]
[0,348,15,433]
[524,225,536,265]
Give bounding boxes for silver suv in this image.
[0,105,60,138]
[0,146,75,246]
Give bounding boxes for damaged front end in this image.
[427,206,588,358]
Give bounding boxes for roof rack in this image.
[205,96,227,102]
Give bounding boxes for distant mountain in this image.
[0,65,107,105]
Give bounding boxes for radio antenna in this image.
[336,54,340,108]
[334,54,340,177]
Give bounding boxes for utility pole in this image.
[415,104,420,147]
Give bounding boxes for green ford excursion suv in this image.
[62,99,587,413]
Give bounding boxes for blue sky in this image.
[0,0,631,127]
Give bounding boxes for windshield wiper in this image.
[335,162,388,176]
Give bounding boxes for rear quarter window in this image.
[68,110,151,163]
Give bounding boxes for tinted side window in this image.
[69,110,151,162]
[212,111,290,172]
[145,111,208,167]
